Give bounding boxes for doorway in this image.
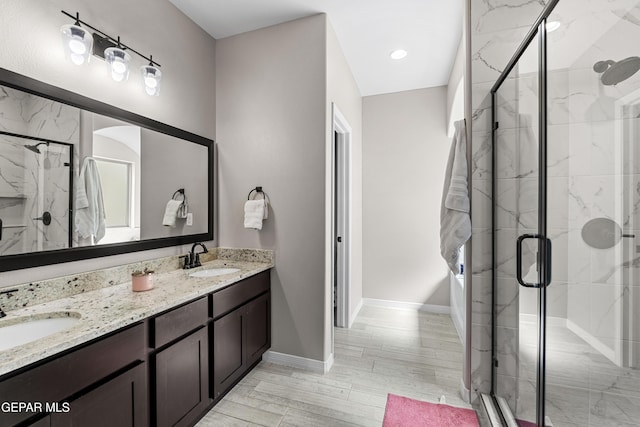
[332,103,352,329]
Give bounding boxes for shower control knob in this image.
[33,211,52,226]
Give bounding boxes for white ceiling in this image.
[169,0,464,96]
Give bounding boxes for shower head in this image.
[593,56,640,86]
[24,144,41,154]
[23,141,49,154]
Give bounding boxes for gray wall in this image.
[0,0,216,287]
[447,36,465,137]
[140,129,209,238]
[216,15,328,362]
[326,19,363,335]
[362,87,451,307]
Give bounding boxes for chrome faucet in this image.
[183,242,208,269]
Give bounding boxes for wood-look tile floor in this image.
[197,305,471,426]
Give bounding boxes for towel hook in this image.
[247,186,265,200]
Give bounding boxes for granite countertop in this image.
[0,258,273,377]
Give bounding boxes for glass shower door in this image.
[36,141,73,251]
[493,28,548,426]
[543,0,640,425]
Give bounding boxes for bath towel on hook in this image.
[440,119,471,274]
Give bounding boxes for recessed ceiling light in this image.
[390,49,408,60]
[546,21,561,32]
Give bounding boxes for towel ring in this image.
[247,186,267,200]
[172,189,186,201]
[172,189,189,218]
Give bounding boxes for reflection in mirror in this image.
[0,86,77,256]
[83,115,142,245]
[0,70,213,268]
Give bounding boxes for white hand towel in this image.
[244,199,265,230]
[440,120,471,274]
[163,199,183,228]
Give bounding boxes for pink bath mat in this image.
[382,394,479,427]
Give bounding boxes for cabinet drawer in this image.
[153,297,208,348]
[212,271,269,319]
[0,323,145,426]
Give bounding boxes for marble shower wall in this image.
[470,0,640,418]
[546,0,640,369]
[469,0,550,401]
[0,86,79,255]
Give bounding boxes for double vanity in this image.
[0,248,273,426]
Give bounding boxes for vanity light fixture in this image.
[60,11,162,95]
[390,49,408,60]
[141,57,162,96]
[104,38,131,82]
[60,13,93,66]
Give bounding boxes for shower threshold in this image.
[480,393,554,427]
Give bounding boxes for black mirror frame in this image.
[0,68,214,272]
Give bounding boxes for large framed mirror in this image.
[0,68,214,272]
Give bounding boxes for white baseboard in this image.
[349,299,363,328]
[363,298,450,314]
[262,350,334,374]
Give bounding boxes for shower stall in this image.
[488,0,640,425]
[0,133,73,255]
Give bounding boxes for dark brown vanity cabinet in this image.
[245,292,271,366]
[0,270,271,427]
[50,363,147,427]
[212,271,271,400]
[0,323,147,427]
[151,297,209,427]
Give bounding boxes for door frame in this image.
[615,90,640,369]
[488,1,558,425]
[332,103,352,329]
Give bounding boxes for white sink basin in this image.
[189,268,240,278]
[0,313,81,352]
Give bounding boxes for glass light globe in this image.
[104,47,131,82]
[140,64,162,96]
[60,24,93,65]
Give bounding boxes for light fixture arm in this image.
[61,10,160,68]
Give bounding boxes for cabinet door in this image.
[246,292,270,367]
[51,363,147,427]
[155,327,209,427]
[212,308,244,399]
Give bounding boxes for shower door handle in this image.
[516,234,552,288]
